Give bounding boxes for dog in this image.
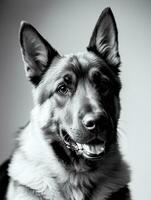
[0,7,131,200]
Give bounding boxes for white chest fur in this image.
[7,123,130,200]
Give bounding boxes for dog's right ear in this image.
[20,21,59,85]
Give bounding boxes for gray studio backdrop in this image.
[0,0,151,199]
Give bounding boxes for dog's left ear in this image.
[20,21,59,85]
[87,7,120,69]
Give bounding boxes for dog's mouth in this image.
[60,129,105,160]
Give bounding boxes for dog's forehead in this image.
[66,52,100,68]
[44,51,104,83]
[62,52,101,74]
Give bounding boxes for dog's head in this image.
[20,8,121,160]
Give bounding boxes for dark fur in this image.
[0,159,10,199]
[0,7,131,199]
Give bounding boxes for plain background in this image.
[0,0,151,199]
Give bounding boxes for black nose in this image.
[82,114,96,130]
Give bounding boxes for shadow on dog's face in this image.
[20,8,121,160]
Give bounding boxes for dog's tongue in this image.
[61,129,105,159]
[82,144,104,155]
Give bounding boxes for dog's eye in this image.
[91,71,101,85]
[100,78,110,95]
[92,72,110,95]
[57,84,69,95]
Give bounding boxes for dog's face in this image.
[20,8,121,160]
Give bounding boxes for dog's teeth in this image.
[83,144,91,152]
[77,143,83,150]
[82,144,104,155]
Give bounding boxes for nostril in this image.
[86,120,95,129]
[82,117,96,130]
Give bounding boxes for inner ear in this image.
[87,7,120,70]
[20,21,59,85]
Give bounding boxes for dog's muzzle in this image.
[60,129,105,160]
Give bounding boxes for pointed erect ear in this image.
[20,21,59,85]
[87,7,120,69]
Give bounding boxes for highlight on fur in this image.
[0,7,131,200]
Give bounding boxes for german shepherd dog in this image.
[0,7,131,200]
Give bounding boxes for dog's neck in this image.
[8,120,130,200]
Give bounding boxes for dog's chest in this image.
[60,172,91,200]
[63,186,84,200]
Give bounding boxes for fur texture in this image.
[0,7,131,200]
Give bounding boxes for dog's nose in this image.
[82,114,96,130]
